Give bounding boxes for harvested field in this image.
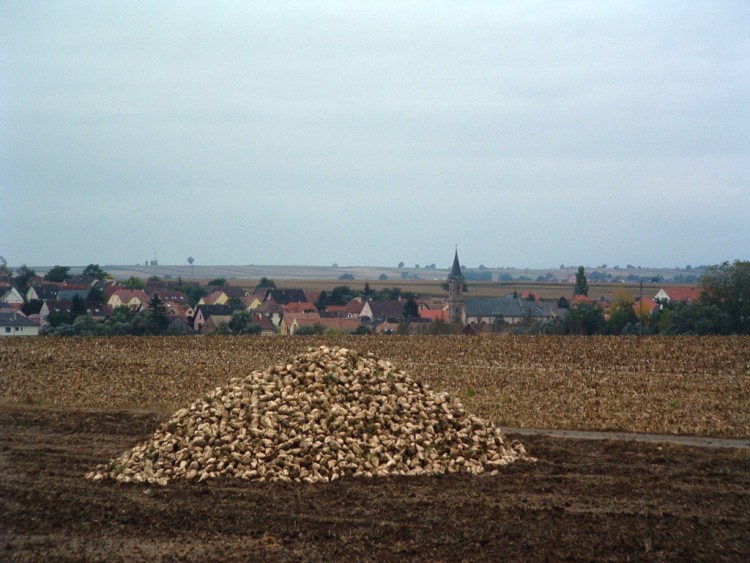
[1,405,748,561]
[1,336,749,437]
[1,336,749,560]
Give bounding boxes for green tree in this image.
[667,301,730,335]
[176,283,206,307]
[123,276,145,289]
[403,298,419,318]
[315,290,330,310]
[296,323,325,335]
[605,302,639,335]
[46,309,72,328]
[375,286,402,301]
[22,299,44,316]
[228,310,262,335]
[258,277,276,289]
[70,294,88,320]
[44,265,71,282]
[87,286,105,303]
[699,260,750,334]
[0,256,9,275]
[148,294,170,333]
[363,282,374,299]
[207,277,226,286]
[573,266,589,296]
[564,302,605,335]
[82,264,110,281]
[14,265,37,292]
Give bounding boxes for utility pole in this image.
[639,280,644,336]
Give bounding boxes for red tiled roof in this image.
[419,309,448,321]
[284,301,318,313]
[661,286,701,302]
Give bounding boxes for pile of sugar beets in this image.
[87,346,531,485]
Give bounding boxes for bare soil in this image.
[1,405,748,561]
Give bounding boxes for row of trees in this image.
[530,261,749,335]
[41,294,184,336]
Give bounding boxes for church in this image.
[445,249,466,325]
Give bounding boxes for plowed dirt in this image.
[1,405,748,561]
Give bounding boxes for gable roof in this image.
[109,289,150,306]
[658,286,701,302]
[0,311,38,327]
[363,300,405,320]
[27,283,62,300]
[265,289,309,305]
[57,289,90,301]
[464,297,524,319]
[195,304,233,317]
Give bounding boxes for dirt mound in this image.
[87,346,530,484]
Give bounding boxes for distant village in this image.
[1,251,711,338]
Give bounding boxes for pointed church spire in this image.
[449,248,463,280]
[446,247,465,325]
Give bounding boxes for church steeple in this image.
[449,248,463,280]
[446,247,465,325]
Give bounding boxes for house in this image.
[193,304,233,333]
[279,312,322,335]
[26,283,62,301]
[39,301,112,326]
[296,316,362,334]
[166,317,195,335]
[0,311,39,336]
[283,301,318,314]
[64,276,96,288]
[324,299,364,318]
[107,289,150,310]
[164,303,194,321]
[57,289,90,302]
[152,290,193,321]
[0,286,25,305]
[202,314,233,334]
[419,308,449,322]
[152,290,190,305]
[262,289,309,305]
[197,286,250,306]
[463,297,526,325]
[253,298,285,327]
[654,286,701,303]
[240,294,264,310]
[359,300,405,323]
[252,313,277,336]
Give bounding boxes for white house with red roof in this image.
[654,286,701,303]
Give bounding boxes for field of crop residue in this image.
[2,336,749,437]
[1,336,748,560]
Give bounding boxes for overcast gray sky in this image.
[1,1,748,269]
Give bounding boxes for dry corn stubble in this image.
[86,346,530,484]
[1,335,748,437]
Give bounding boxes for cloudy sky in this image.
[1,1,748,270]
